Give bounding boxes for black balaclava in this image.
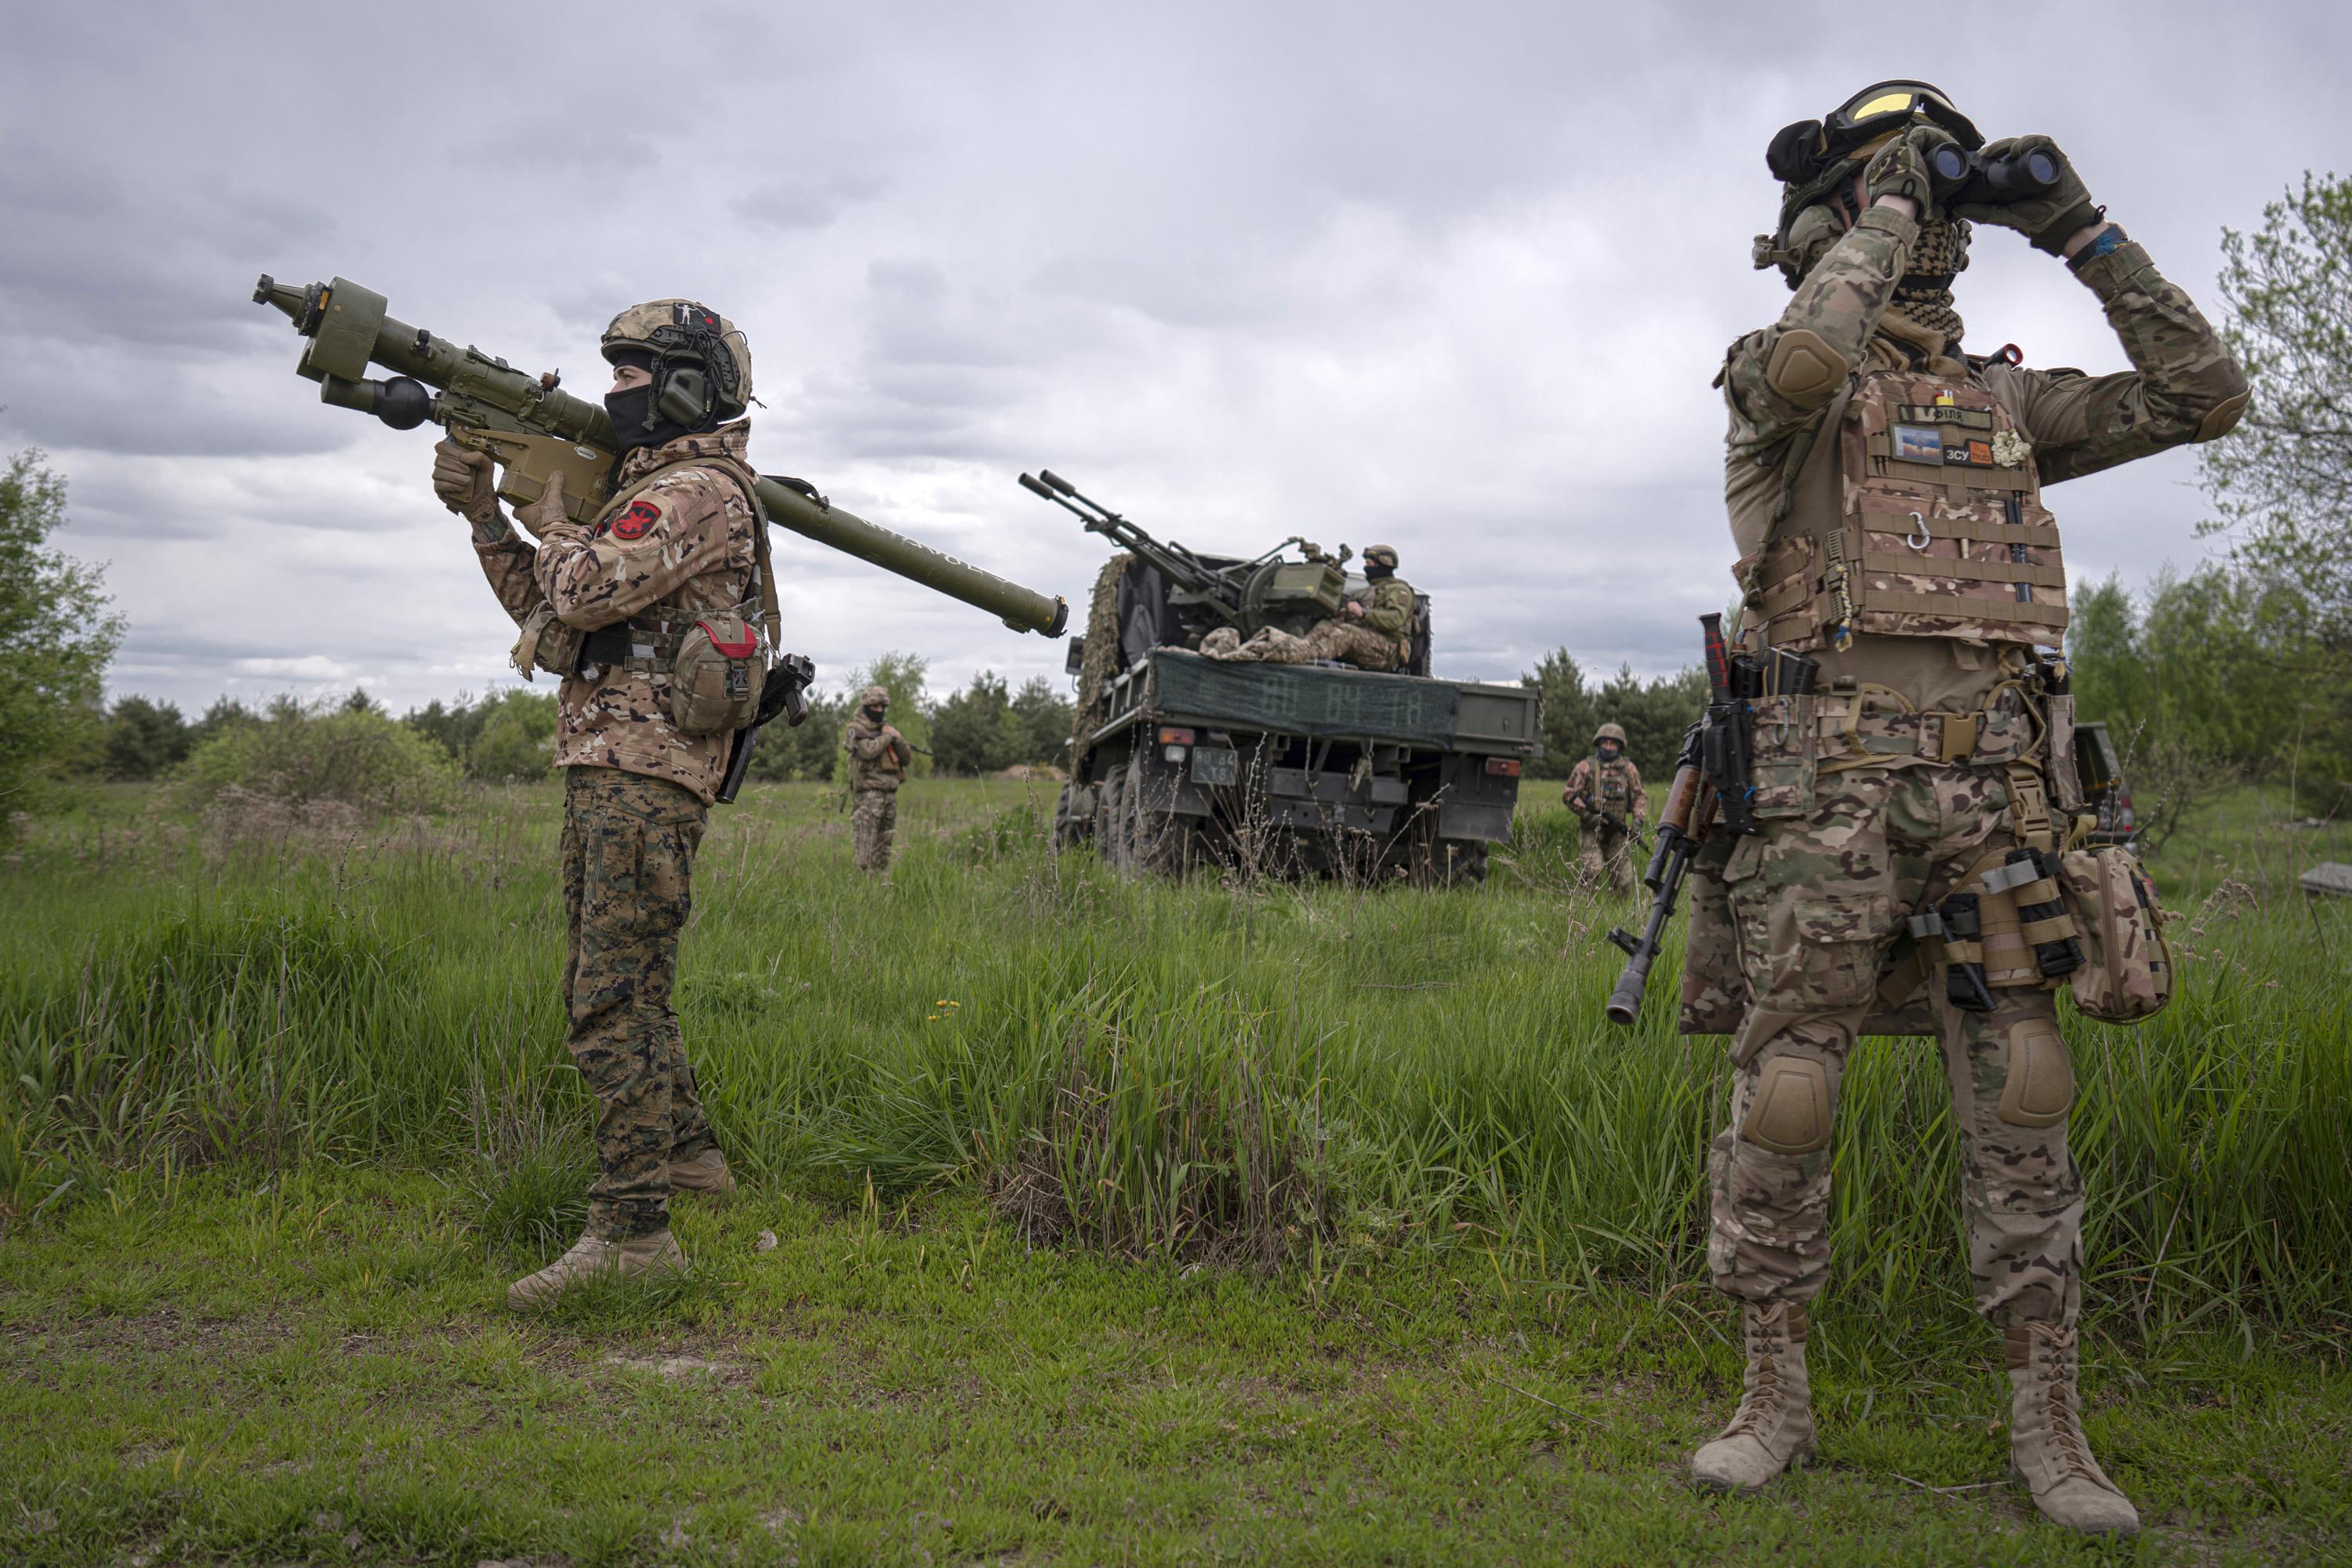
[1598,739,1622,760]
[603,347,701,457]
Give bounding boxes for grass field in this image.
[2,776,2347,1564]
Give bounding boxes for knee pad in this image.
[1740,1053,1833,1156]
[1997,1017,2074,1127]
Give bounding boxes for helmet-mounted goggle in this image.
[1766,80,1984,188]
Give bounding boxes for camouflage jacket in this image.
[1564,754,1646,825]
[1358,575,1417,646]
[474,421,760,803]
[844,717,910,792]
[1719,208,2247,712]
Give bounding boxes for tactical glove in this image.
[514,469,572,542]
[1863,126,1960,220]
[431,440,501,528]
[1951,136,2103,255]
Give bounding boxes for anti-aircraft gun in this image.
[1019,469,1352,645]
[1022,469,1538,885]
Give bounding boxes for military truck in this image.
[1022,470,1539,884]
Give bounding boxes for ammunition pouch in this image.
[2056,845,2176,1023]
[1906,844,2082,1000]
[669,612,767,735]
[510,604,585,682]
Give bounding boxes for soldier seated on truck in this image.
[1200,544,1416,671]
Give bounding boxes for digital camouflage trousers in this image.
[561,766,716,1240]
[852,787,898,873]
[1708,760,2083,1329]
[1581,823,1637,892]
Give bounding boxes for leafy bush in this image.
[185,696,459,812]
[0,450,121,838]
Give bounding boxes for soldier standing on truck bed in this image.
[1564,723,1647,892]
[843,684,913,873]
[432,298,763,1312]
[1686,82,2245,1534]
[1202,544,1416,671]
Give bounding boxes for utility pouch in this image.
[1746,692,1817,820]
[510,604,585,682]
[669,612,766,735]
[2059,845,2176,1023]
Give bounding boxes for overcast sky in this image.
[3,1,2341,715]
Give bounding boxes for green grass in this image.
[3,1167,2346,1565]
[2,777,2348,1562]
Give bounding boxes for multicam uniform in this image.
[473,422,762,1243]
[1205,574,1416,670]
[1697,209,2246,1334]
[842,704,911,873]
[1565,750,1647,891]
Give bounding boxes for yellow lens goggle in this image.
[1823,80,1983,156]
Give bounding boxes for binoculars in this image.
[1929,144,2060,204]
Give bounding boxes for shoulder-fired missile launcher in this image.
[252,274,1066,638]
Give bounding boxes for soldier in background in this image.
[843,684,913,873]
[433,299,760,1311]
[1203,544,1416,671]
[1563,722,1647,891]
[1690,82,2245,1534]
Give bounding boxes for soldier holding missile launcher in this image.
[252,274,1068,1311]
[436,299,768,1309]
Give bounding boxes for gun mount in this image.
[254,274,1066,637]
[1020,469,1347,646]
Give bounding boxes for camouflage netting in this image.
[1069,554,1132,775]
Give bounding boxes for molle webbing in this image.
[1810,682,2044,771]
[1746,368,2069,652]
[581,615,699,674]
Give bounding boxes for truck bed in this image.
[1100,648,1538,755]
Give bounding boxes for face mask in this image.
[603,383,695,456]
[1599,743,1621,760]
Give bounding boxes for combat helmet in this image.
[859,684,890,711]
[601,299,754,428]
[1755,80,1982,285]
[1594,722,1627,746]
[1363,543,1399,575]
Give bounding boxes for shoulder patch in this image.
[607,499,662,542]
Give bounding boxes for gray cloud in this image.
[1,0,2340,719]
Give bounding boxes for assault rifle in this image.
[1606,721,1709,1025]
[1604,617,1814,1024]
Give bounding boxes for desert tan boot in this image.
[669,1145,738,1197]
[2005,1323,2140,1536]
[506,1230,686,1312]
[1692,1301,1816,1493]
